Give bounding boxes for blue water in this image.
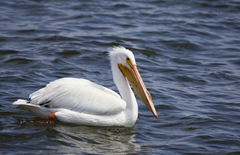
[1,0,240,154]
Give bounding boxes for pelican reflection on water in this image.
[50,125,140,154]
[13,46,157,127]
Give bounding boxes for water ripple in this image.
[0,0,240,154]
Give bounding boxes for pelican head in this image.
[109,46,158,118]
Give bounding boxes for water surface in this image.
[0,0,240,154]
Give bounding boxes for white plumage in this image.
[13,46,157,127]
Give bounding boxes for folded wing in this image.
[29,78,126,115]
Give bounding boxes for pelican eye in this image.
[126,57,133,67]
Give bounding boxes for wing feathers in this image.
[29,78,126,115]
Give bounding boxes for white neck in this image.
[111,63,138,123]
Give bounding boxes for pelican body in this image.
[13,47,158,127]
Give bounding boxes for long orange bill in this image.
[118,64,158,118]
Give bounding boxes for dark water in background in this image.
[1,0,240,154]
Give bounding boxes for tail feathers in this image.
[12,99,56,119]
[12,99,29,105]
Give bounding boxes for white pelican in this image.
[13,46,158,127]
